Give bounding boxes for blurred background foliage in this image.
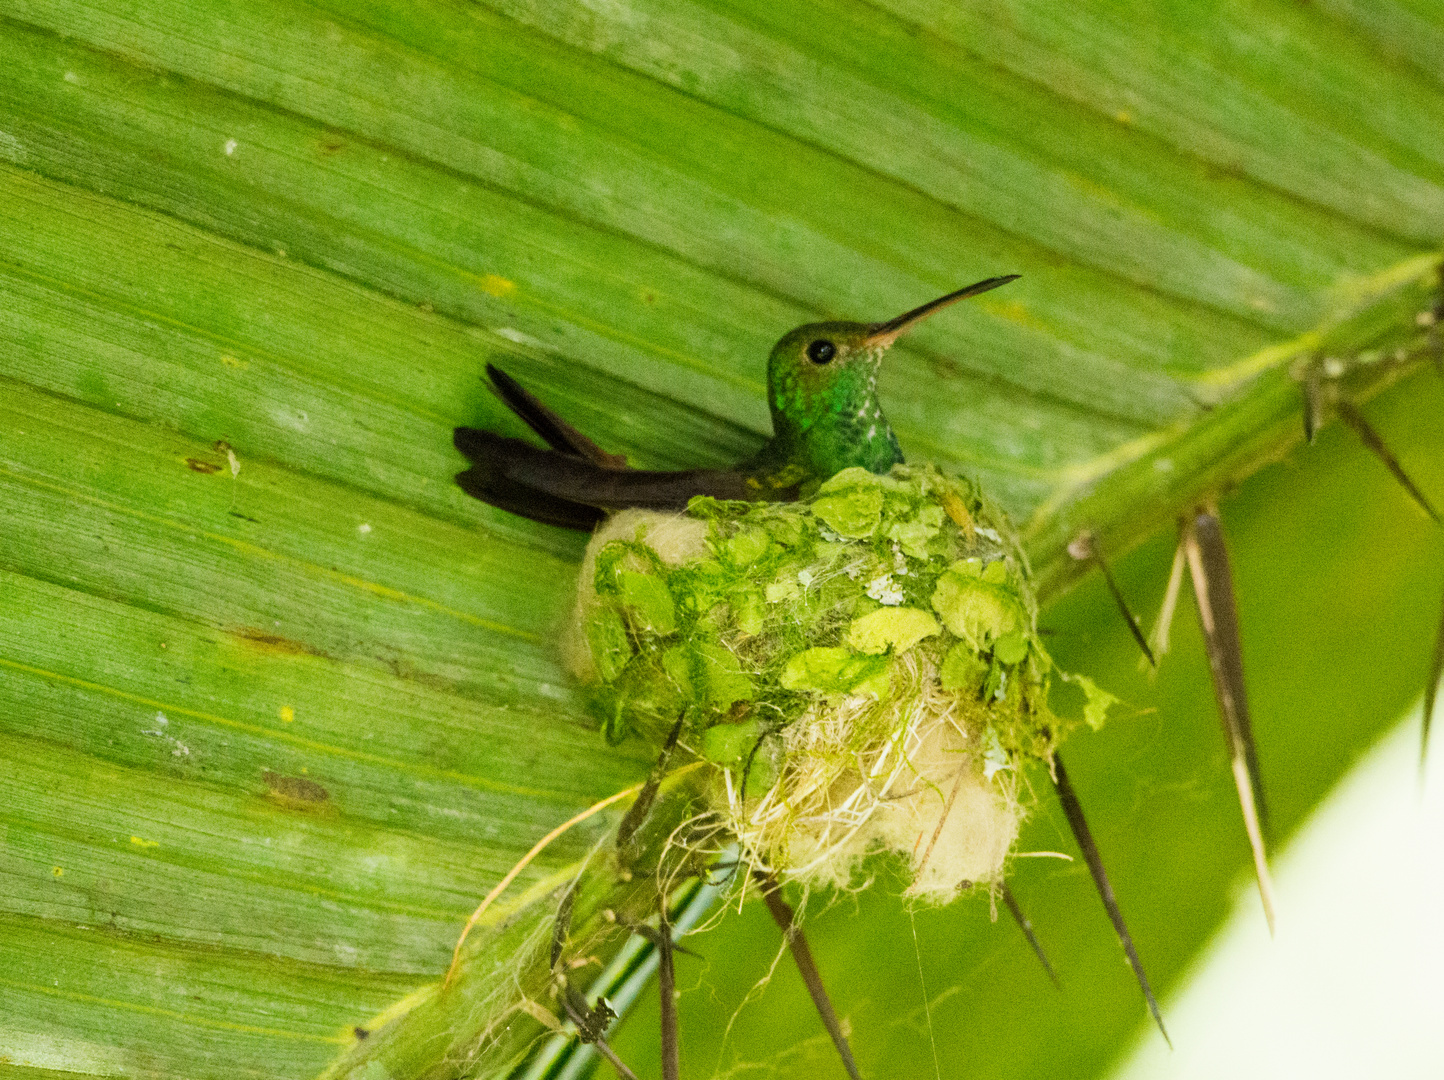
[0,1,1441,1078]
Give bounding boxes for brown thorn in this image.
[1230,752,1276,935]
[1146,538,1188,668]
[1070,533,1155,667]
[1333,397,1441,525]
[754,872,863,1080]
[1186,513,1271,834]
[616,712,688,853]
[1100,552,1157,668]
[1184,513,1277,935]
[1424,579,1444,777]
[1000,884,1061,989]
[1052,754,1170,1046]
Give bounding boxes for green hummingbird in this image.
[454,275,1017,528]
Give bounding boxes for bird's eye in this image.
[807,339,836,364]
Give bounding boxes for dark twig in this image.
[1099,553,1157,668]
[755,872,863,1080]
[1185,512,1276,934]
[1000,884,1061,989]
[1052,755,1170,1046]
[1333,397,1441,524]
[591,1039,641,1080]
[620,914,686,1080]
[623,921,701,961]
[551,884,642,1079]
[616,712,687,853]
[561,989,638,1080]
[657,908,679,1080]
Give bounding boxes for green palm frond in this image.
[2,2,1442,1078]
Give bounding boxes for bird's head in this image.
[761,276,1018,478]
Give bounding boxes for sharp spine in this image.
[1185,511,1277,935]
[1333,397,1441,525]
[1001,884,1061,989]
[756,872,864,1080]
[1052,754,1170,1046]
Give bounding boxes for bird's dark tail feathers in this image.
[484,364,629,470]
[454,367,756,529]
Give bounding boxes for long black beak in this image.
[864,275,1019,347]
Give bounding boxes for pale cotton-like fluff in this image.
[853,702,1019,899]
[560,510,708,683]
[724,654,1020,900]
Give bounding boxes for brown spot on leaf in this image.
[185,458,222,474]
[233,628,326,658]
[263,769,330,808]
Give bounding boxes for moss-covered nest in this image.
[563,465,1071,902]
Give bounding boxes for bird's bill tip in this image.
[865,274,1019,347]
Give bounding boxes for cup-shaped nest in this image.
[564,465,1062,901]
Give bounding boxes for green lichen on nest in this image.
[564,464,1080,900]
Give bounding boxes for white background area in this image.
[1112,703,1444,1079]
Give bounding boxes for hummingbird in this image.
[453,275,1018,529]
